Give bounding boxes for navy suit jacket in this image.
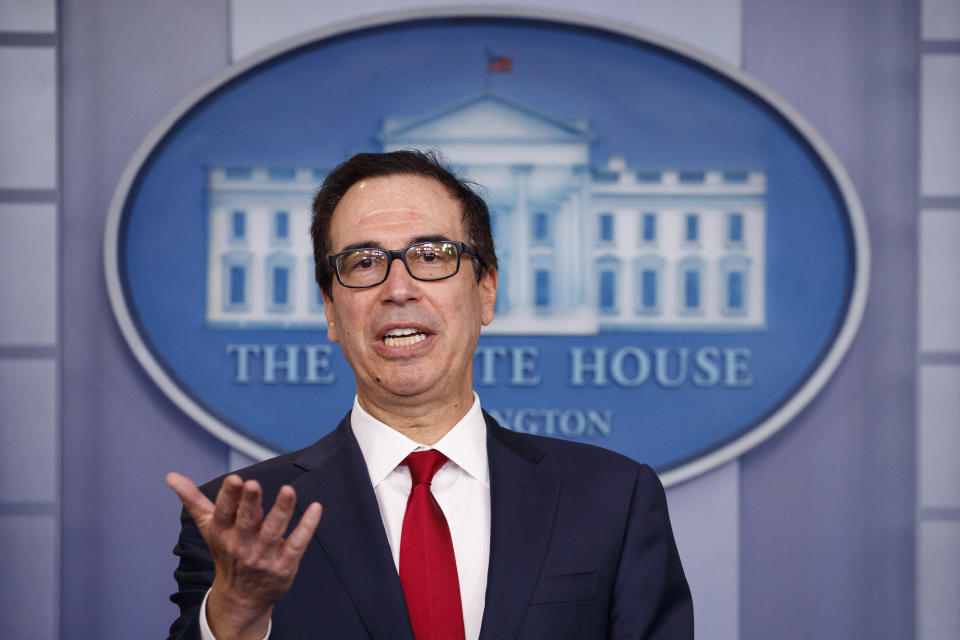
[168,412,693,639]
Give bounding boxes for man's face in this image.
[322,173,497,412]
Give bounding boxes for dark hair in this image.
[311,150,498,298]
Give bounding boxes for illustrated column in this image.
[510,164,532,312]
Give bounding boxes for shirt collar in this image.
[350,393,489,488]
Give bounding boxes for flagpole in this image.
[483,47,490,90]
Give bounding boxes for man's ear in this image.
[321,288,339,343]
[478,269,497,326]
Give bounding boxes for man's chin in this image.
[382,381,439,400]
[361,372,442,402]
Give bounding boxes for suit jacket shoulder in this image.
[489,414,648,471]
[193,423,347,501]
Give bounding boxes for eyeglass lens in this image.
[336,241,461,287]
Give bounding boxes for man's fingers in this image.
[166,472,214,524]
[234,479,264,535]
[170,472,319,574]
[211,474,244,529]
[282,502,323,562]
[259,485,297,544]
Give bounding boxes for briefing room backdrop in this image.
[0,0,957,638]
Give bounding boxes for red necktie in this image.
[399,450,465,640]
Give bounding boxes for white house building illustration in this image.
[205,91,766,334]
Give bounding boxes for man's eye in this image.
[348,253,381,271]
[412,243,453,263]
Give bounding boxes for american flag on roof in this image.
[485,47,513,73]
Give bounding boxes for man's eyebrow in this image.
[338,241,384,253]
[336,235,455,253]
[411,234,454,244]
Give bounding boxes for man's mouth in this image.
[382,327,428,347]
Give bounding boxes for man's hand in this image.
[166,472,323,640]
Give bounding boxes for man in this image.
[167,150,693,639]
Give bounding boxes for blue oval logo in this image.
[104,11,868,485]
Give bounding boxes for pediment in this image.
[379,91,594,144]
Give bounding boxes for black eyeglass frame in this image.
[327,240,475,289]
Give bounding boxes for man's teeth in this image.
[383,329,426,347]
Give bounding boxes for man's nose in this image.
[380,256,421,302]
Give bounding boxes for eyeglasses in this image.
[328,240,474,289]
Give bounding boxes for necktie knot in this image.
[403,450,448,486]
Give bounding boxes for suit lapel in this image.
[479,415,561,640]
[291,416,414,640]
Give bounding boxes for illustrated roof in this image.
[378,91,595,144]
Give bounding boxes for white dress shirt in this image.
[199,394,491,640]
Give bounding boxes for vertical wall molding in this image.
[917,1,960,638]
[0,0,60,638]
